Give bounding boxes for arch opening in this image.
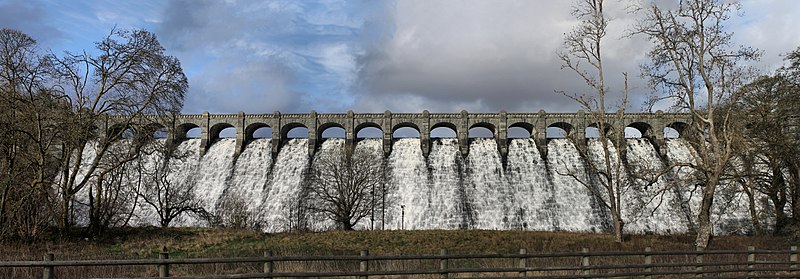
[508,127,531,138]
[508,122,534,138]
[431,127,457,138]
[665,122,688,139]
[286,127,309,138]
[355,123,383,139]
[252,127,273,139]
[356,127,382,138]
[547,122,573,139]
[624,127,643,138]
[320,126,346,139]
[393,127,420,138]
[210,123,235,142]
[185,127,201,139]
[153,127,168,139]
[219,127,236,138]
[664,127,680,139]
[469,123,495,138]
[245,123,272,140]
[585,127,600,138]
[468,127,493,138]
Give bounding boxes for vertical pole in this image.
[644,247,652,279]
[264,250,273,279]
[400,205,405,230]
[518,248,527,278]
[695,247,704,278]
[439,249,449,279]
[791,246,798,276]
[581,248,590,276]
[747,246,755,277]
[42,253,54,279]
[359,250,369,279]
[159,247,170,278]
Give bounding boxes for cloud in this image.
[0,0,63,45]
[158,0,378,113]
[352,0,648,113]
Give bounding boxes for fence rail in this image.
[1,246,798,278]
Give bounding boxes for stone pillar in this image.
[459,110,469,157]
[574,110,587,153]
[535,110,548,158]
[166,112,176,146]
[383,110,392,156]
[199,111,210,156]
[346,110,355,158]
[235,111,246,156]
[421,110,430,157]
[654,110,666,156]
[308,110,318,157]
[498,110,508,160]
[271,111,281,160]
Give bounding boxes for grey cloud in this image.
[0,0,63,45]
[352,0,650,113]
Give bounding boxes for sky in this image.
[2,0,800,117]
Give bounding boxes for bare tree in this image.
[136,141,205,228]
[634,0,760,248]
[307,143,385,230]
[0,29,62,240]
[52,28,187,231]
[558,0,630,243]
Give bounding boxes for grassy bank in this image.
[1,228,796,261]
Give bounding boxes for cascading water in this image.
[384,138,429,230]
[546,139,606,232]
[66,133,765,235]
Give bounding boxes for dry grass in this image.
[0,228,797,278]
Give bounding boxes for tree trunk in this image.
[613,216,624,243]
[695,177,719,248]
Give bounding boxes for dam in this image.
[75,110,763,234]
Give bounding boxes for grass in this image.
[2,228,797,260]
[1,228,797,278]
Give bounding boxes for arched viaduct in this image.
[101,110,694,159]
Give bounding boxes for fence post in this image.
[747,246,755,277]
[263,250,273,279]
[518,248,527,278]
[439,249,449,279]
[790,246,797,276]
[359,250,369,279]
[159,247,170,278]
[581,248,590,276]
[695,247,704,278]
[644,247,652,279]
[42,253,54,279]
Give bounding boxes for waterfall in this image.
[65,134,763,235]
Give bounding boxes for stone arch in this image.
[666,122,689,138]
[547,122,574,138]
[209,122,235,143]
[508,122,535,138]
[585,122,613,138]
[627,122,653,138]
[281,122,309,139]
[107,123,136,141]
[355,122,383,138]
[318,122,346,140]
[392,122,420,138]
[141,123,168,139]
[469,122,496,138]
[431,121,458,138]
[176,123,200,141]
[245,123,272,142]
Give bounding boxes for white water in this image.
[66,135,764,235]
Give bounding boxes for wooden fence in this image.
[1,246,798,278]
